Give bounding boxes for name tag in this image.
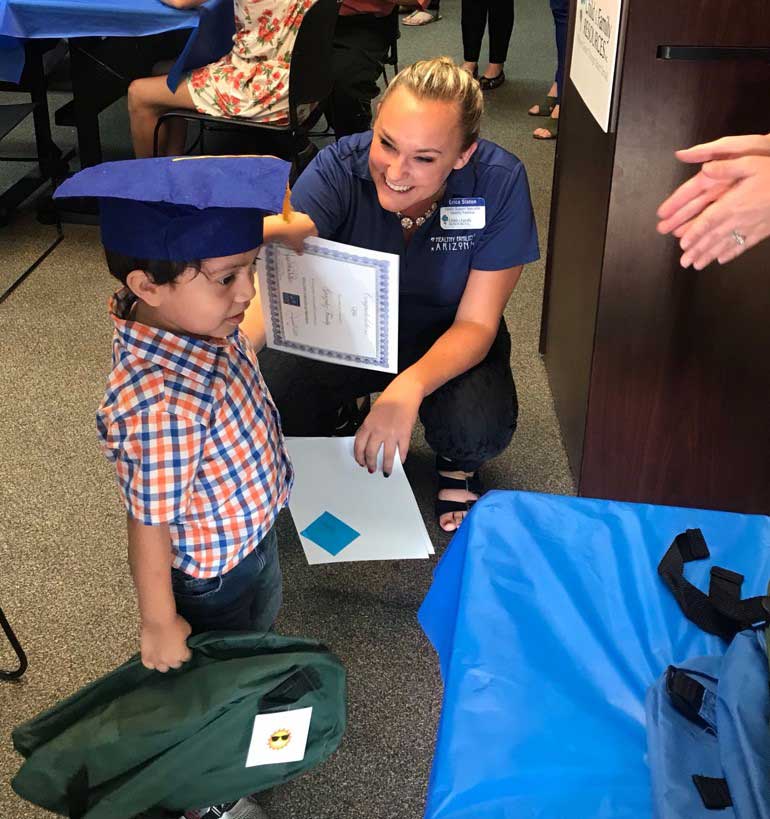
[439,197,486,230]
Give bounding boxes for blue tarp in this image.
[0,0,231,85]
[418,490,770,819]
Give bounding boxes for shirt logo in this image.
[430,233,476,253]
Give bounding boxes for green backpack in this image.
[12,632,346,819]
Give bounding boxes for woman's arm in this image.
[354,264,524,474]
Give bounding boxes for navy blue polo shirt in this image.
[291,132,540,349]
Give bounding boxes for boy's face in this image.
[143,248,260,339]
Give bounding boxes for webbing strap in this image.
[66,766,90,819]
[658,529,768,641]
[692,775,733,810]
[665,666,715,733]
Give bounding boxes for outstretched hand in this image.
[353,377,423,476]
[657,134,770,269]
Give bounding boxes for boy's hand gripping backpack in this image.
[646,528,770,818]
[11,632,346,819]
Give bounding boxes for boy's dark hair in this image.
[104,249,200,286]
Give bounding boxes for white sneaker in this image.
[223,797,269,819]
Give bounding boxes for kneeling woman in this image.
[261,57,539,532]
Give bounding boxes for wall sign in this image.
[569,0,624,132]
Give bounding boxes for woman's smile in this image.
[384,178,414,193]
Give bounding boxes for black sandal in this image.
[333,395,371,436]
[479,71,505,92]
[435,456,484,530]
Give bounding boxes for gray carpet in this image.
[0,1,574,816]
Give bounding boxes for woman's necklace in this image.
[397,200,438,231]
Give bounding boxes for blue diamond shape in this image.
[300,511,360,555]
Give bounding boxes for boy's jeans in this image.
[171,526,282,635]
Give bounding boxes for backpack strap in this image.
[664,666,716,734]
[692,775,733,810]
[658,528,769,640]
[66,765,90,819]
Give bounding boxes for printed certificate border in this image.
[264,243,392,369]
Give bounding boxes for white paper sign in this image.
[569,0,623,132]
[286,437,435,565]
[258,237,399,373]
[245,707,313,767]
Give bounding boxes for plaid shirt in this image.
[97,289,293,578]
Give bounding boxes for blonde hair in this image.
[378,57,483,150]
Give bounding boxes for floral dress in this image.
[187,0,317,125]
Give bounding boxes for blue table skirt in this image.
[0,0,232,86]
[418,490,770,819]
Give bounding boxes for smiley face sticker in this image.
[268,728,292,751]
[246,707,312,767]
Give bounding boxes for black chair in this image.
[153,0,340,182]
[0,41,66,304]
[0,99,64,305]
[1,605,28,680]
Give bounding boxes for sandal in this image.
[479,71,505,92]
[333,395,371,436]
[528,94,558,117]
[533,116,559,140]
[402,9,441,25]
[435,456,484,532]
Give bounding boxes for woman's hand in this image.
[263,212,318,254]
[658,155,770,268]
[657,133,770,268]
[353,375,424,475]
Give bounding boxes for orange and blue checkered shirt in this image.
[97,289,293,578]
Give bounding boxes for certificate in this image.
[258,237,399,373]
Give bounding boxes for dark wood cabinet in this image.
[541,1,770,513]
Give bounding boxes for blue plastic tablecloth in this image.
[418,490,770,819]
[0,0,232,85]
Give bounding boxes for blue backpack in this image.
[647,529,770,818]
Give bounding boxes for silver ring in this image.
[731,229,746,247]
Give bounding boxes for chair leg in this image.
[0,606,28,681]
[0,220,64,306]
[152,116,164,158]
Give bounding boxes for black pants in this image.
[461,0,515,64]
[327,12,394,138]
[258,322,518,472]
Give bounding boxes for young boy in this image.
[54,156,299,819]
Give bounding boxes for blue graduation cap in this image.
[54,156,291,261]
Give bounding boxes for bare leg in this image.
[127,75,197,158]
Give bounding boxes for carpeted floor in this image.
[0,1,574,816]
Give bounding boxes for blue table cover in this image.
[0,0,232,86]
[418,490,770,819]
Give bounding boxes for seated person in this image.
[128,0,317,157]
[329,0,425,137]
[260,57,540,532]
